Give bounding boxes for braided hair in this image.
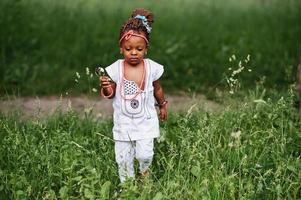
[119,8,154,45]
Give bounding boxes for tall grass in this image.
[0,0,300,95]
[1,87,300,199]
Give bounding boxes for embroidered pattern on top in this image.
[124,79,139,95]
[130,99,139,109]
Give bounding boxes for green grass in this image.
[0,0,300,96]
[1,87,300,199]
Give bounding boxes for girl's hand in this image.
[159,106,167,122]
[100,76,112,88]
[100,76,115,98]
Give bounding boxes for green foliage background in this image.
[0,0,300,96]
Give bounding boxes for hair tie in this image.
[119,30,149,45]
[134,15,152,33]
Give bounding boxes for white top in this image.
[105,58,164,141]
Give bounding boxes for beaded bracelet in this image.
[155,100,168,108]
[100,87,114,98]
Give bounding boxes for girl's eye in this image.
[125,48,130,51]
[138,48,143,51]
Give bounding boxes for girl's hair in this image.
[119,8,154,44]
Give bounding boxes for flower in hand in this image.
[95,67,107,77]
[96,67,112,88]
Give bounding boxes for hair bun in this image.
[131,8,154,27]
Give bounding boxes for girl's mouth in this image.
[130,58,139,62]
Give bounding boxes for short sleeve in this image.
[105,60,119,83]
[152,63,164,81]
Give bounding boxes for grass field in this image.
[0,0,300,96]
[1,86,301,199]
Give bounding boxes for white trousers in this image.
[115,139,154,183]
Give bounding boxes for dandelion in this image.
[92,88,97,93]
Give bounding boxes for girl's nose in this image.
[131,50,137,55]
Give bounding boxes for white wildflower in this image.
[92,88,97,93]
[86,67,90,75]
[232,66,244,76]
[231,130,241,139]
[75,79,79,83]
[253,99,267,104]
[231,54,236,61]
[229,77,234,81]
[248,69,252,72]
[84,107,93,114]
[255,163,262,168]
[76,72,81,79]
[67,99,72,110]
[95,67,105,76]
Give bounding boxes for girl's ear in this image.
[119,47,123,54]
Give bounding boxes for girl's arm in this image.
[153,80,167,121]
[100,76,116,99]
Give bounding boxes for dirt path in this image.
[0,94,221,120]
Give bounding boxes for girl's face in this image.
[120,35,148,66]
